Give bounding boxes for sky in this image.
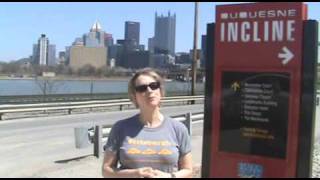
[0,2,319,62]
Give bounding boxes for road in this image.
[0,104,204,178]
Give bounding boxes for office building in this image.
[39,34,49,65]
[84,21,105,47]
[150,54,174,68]
[69,21,107,70]
[175,52,191,64]
[32,34,56,66]
[58,51,66,65]
[104,33,114,47]
[109,44,124,67]
[48,44,56,66]
[125,21,140,45]
[65,46,71,65]
[117,39,138,51]
[148,37,155,54]
[32,44,38,64]
[126,51,150,69]
[154,12,176,55]
[69,46,107,71]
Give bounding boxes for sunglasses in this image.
[135,82,161,93]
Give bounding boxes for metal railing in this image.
[83,111,204,158]
[0,95,204,120]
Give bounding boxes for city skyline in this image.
[0,2,319,62]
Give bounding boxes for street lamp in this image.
[191,2,199,100]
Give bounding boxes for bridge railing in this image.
[81,111,204,158]
[0,95,204,120]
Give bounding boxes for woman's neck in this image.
[139,107,163,128]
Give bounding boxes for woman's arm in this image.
[175,152,193,178]
[152,152,193,178]
[102,150,155,178]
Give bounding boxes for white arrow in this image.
[278,46,294,65]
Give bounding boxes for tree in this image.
[77,64,96,76]
[2,63,20,74]
[34,76,64,102]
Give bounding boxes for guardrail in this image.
[0,91,204,104]
[0,96,204,120]
[78,111,204,158]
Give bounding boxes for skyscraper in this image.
[69,21,107,70]
[125,21,140,45]
[39,34,49,65]
[32,34,56,66]
[84,21,105,47]
[58,51,66,65]
[154,12,176,55]
[48,44,56,66]
[32,44,38,64]
[104,33,114,47]
[148,37,154,54]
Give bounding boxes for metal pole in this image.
[90,81,93,100]
[191,2,199,103]
[185,112,192,136]
[94,125,102,158]
[43,80,47,102]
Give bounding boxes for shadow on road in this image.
[55,154,94,164]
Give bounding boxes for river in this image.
[0,79,204,96]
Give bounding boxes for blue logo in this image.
[238,162,264,178]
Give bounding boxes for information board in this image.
[206,2,309,177]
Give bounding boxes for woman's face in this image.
[134,75,162,109]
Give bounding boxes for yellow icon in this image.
[127,148,141,154]
[142,148,157,155]
[231,82,240,92]
[158,149,173,155]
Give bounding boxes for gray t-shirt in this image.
[104,114,191,173]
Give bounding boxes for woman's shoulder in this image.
[164,116,190,143]
[164,116,189,131]
[112,114,139,129]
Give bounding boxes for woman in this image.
[102,68,193,178]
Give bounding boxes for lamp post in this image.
[191,2,199,100]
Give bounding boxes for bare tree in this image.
[34,76,64,101]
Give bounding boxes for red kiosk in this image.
[202,2,318,177]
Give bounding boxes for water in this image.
[0,79,204,96]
